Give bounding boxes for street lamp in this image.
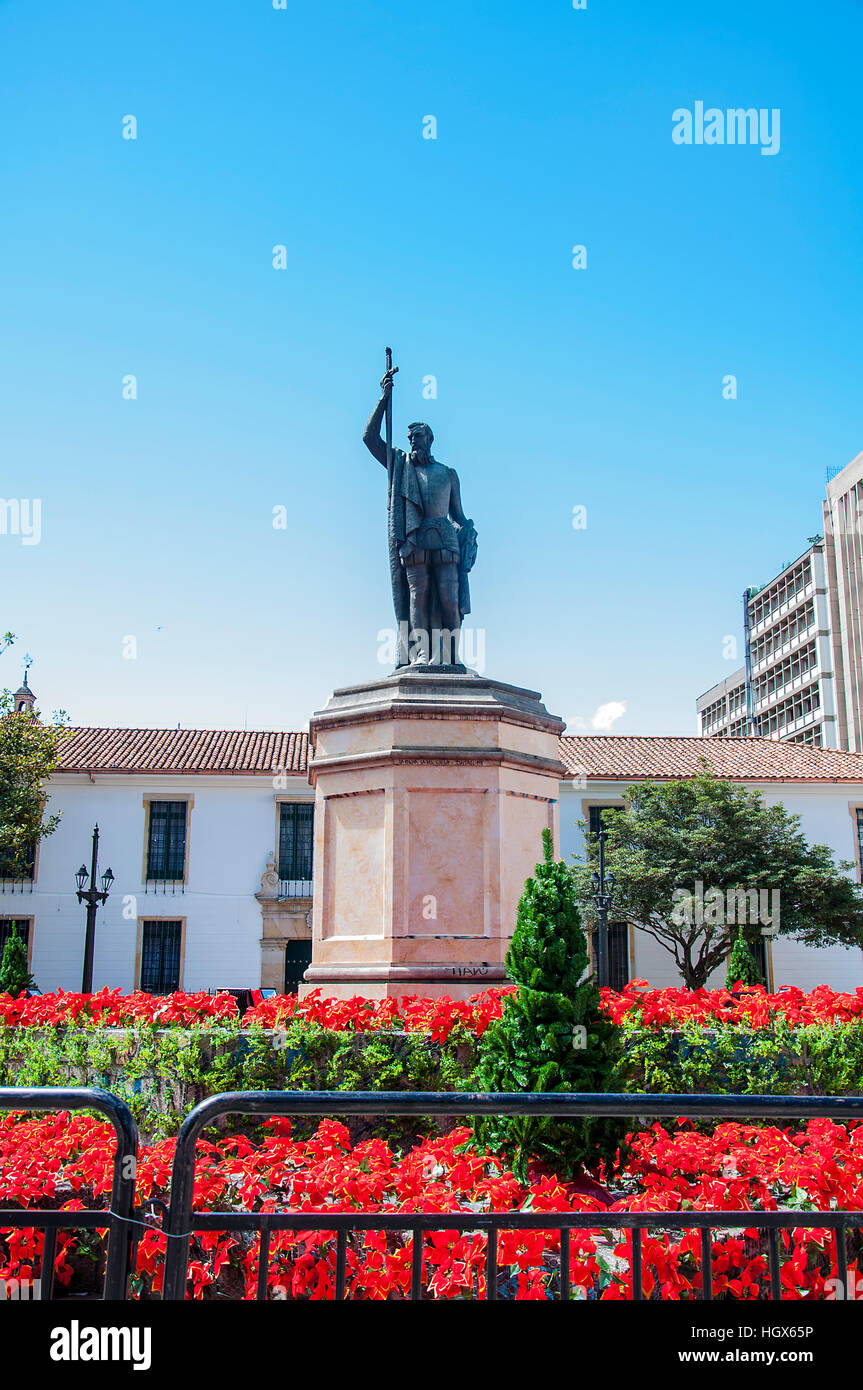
[590,825,616,989]
[74,824,113,994]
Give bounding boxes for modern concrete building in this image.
[697,668,747,739]
[823,449,863,751]
[697,539,838,747]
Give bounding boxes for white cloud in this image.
[590,701,627,731]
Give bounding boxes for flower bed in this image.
[604,982,863,1097]
[2,983,863,1298]
[3,984,863,1136]
[602,980,863,1029]
[242,988,510,1041]
[0,990,508,1139]
[0,987,509,1041]
[4,980,863,1036]
[0,989,240,1029]
[0,1110,860,1300]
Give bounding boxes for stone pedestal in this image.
[301,669,565,1000]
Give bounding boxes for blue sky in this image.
[2,0,861,734]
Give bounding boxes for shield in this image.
[459,520,478,574]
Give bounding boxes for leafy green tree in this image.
[726,930,763,988]
[572,765,863,989]
[0,689,66,878]
[472,828,623,1180]
[0,926,35,997]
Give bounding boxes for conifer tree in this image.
[472,828,623,1180]
[0,927,34,998]
[725,929,763,988]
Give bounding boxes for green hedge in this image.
[618,1019,863,1096]
[2,1017,862,1140]
[0,1021,474,1139]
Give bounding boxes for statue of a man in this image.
[364,364,477,668]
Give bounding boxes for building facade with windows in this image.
[697,448,863,751]
[7,723,863,998]
[696,669,748,739]
[696,540,839,747]
[824,449,863,751]
[5,727,314,997]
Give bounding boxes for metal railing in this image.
[162,1091,863,1302]
[0,1087,138,1300]
[277,879,313,899]
[144,878,185,896]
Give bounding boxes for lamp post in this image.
[75,824,114,994]
[590,825,616,989]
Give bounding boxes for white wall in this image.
[15,770,863,995]
[559,779,863,991]
[20,773,313,993]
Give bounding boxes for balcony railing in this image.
[0,876,33,895]
[145,878,185,896]
[278,879,313,898]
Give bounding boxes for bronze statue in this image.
[363,349,477,668]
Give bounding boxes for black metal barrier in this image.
[0,1087,138,1300]
[161,1090,863,1301]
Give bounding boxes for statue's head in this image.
[408,422,434,460]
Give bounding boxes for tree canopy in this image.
[572,765,863,988]
[0,687,66,878]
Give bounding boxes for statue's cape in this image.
[387,449,411,627]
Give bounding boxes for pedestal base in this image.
[301,669,565,1000]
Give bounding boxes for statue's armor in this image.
[412,516,459,551]
[400,460,460,559]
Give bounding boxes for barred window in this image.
[590,922,629,990]
[587,805,624,837]
[278,803,314,881]
[140,920,182,993]
[0,918,31,954]
[146,802,187,881]
[754,935,768,984]
[586,806,629,989]
[0,841,36,882]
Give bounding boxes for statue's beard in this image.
[410,446,431,465]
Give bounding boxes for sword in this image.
[384,345,398,501]
[382,346,406,666]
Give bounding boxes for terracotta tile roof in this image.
[56,727,309,776]
[559,735,863,783]
[54,727,863,785]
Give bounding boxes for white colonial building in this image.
[5,716,863,997]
